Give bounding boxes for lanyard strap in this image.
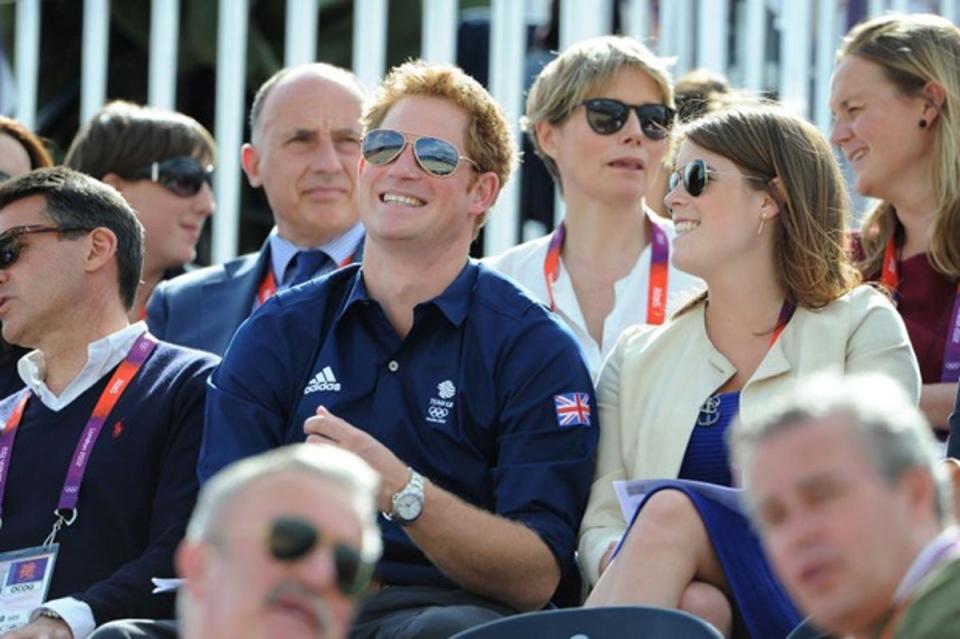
[769,301,796,348]
[0,333,157,539]
[542,221,670,325]
[882,234,960,382]
[943,285,960,383]
[257,252,357,307]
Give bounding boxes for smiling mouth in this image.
[380,193,426,207]
[674,220,700,235]
[848,148,867,163]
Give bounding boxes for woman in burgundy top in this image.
[830,14,960,433]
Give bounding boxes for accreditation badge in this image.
[0,545,58,631]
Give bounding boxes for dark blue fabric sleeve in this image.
[491,310,598,569]
[200,298,312,482]
[144,282,171,342]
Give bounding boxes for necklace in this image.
[697,394,722,427]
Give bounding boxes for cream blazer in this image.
[578,285,921,586]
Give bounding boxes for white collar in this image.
[17,322,149,412]
[892,526,960,604]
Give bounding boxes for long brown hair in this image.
[675,105,860,313]
[838,13,960,280]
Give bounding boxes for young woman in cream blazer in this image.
[580,105,920,639]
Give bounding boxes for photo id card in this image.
[0,545,58,631]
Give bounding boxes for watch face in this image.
[395,493,423,521]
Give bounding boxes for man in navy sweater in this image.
[204,61,598,638]
[0,168,217,638]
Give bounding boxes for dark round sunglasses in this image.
[268,516,375,597]
[0,224,93,269]
[126,156,213,198]
[361,128,480,178]
[581,99,675,140]
[668,159,768,197]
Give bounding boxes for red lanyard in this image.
[543,220,670,325]
[882,234,960,382]
[257,253,356,307]
[0,333,157,544]
[769,301,795,348]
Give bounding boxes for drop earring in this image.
[757,215,767,235]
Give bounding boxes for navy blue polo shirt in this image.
[203,261,598,587]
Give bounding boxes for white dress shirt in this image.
[483,210,704,379]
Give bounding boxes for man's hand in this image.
[304,405,411,511]
[1,617,73,639]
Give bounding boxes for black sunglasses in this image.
[0,224,93,269]
[581,99,675,140]
[668,159,768,197]
[362,128,481,178]
[268,516,375,597]
[126,156,213,197]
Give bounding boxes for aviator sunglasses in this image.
[668,159,768,197]
[581,99,675,140]
[0,224,93,268]
[267,516,375,597]
[361,128,481,177]
[125,156,214,198]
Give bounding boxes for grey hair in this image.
[729,373,952,526]
[187,444,382,563]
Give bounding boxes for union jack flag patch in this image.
[554,393,592,428]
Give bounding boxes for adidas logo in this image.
[304,366,341,394]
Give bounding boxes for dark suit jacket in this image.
[146,244,270,357]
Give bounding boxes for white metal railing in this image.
[148,0,179,109]
[211,0,248,264]
[4,0,957,259]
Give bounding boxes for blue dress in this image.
[624,392,802,639]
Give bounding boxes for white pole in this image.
[661,0,693,75]
[625,0,651,43]
[285,0,319,66]
[148,0,180,109]
[814,0,840,134]
[779,1,811,118]
[81,0,110,124]
[559,0,612,49]
[211,0,249,263]
[943,0,958,24]
[14,0,41,129]
[890,0,909,13]
[868,0,886,17]
[353,0,388,90]
[697,0,729,74]
[486,0,526,255]
[743,0,766,92]
[421,0,458,64]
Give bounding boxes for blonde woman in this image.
[485,36,701,379]
[830,14,960,434]
[580,106,920,638]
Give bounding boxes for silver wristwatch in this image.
[384,468,425,525]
